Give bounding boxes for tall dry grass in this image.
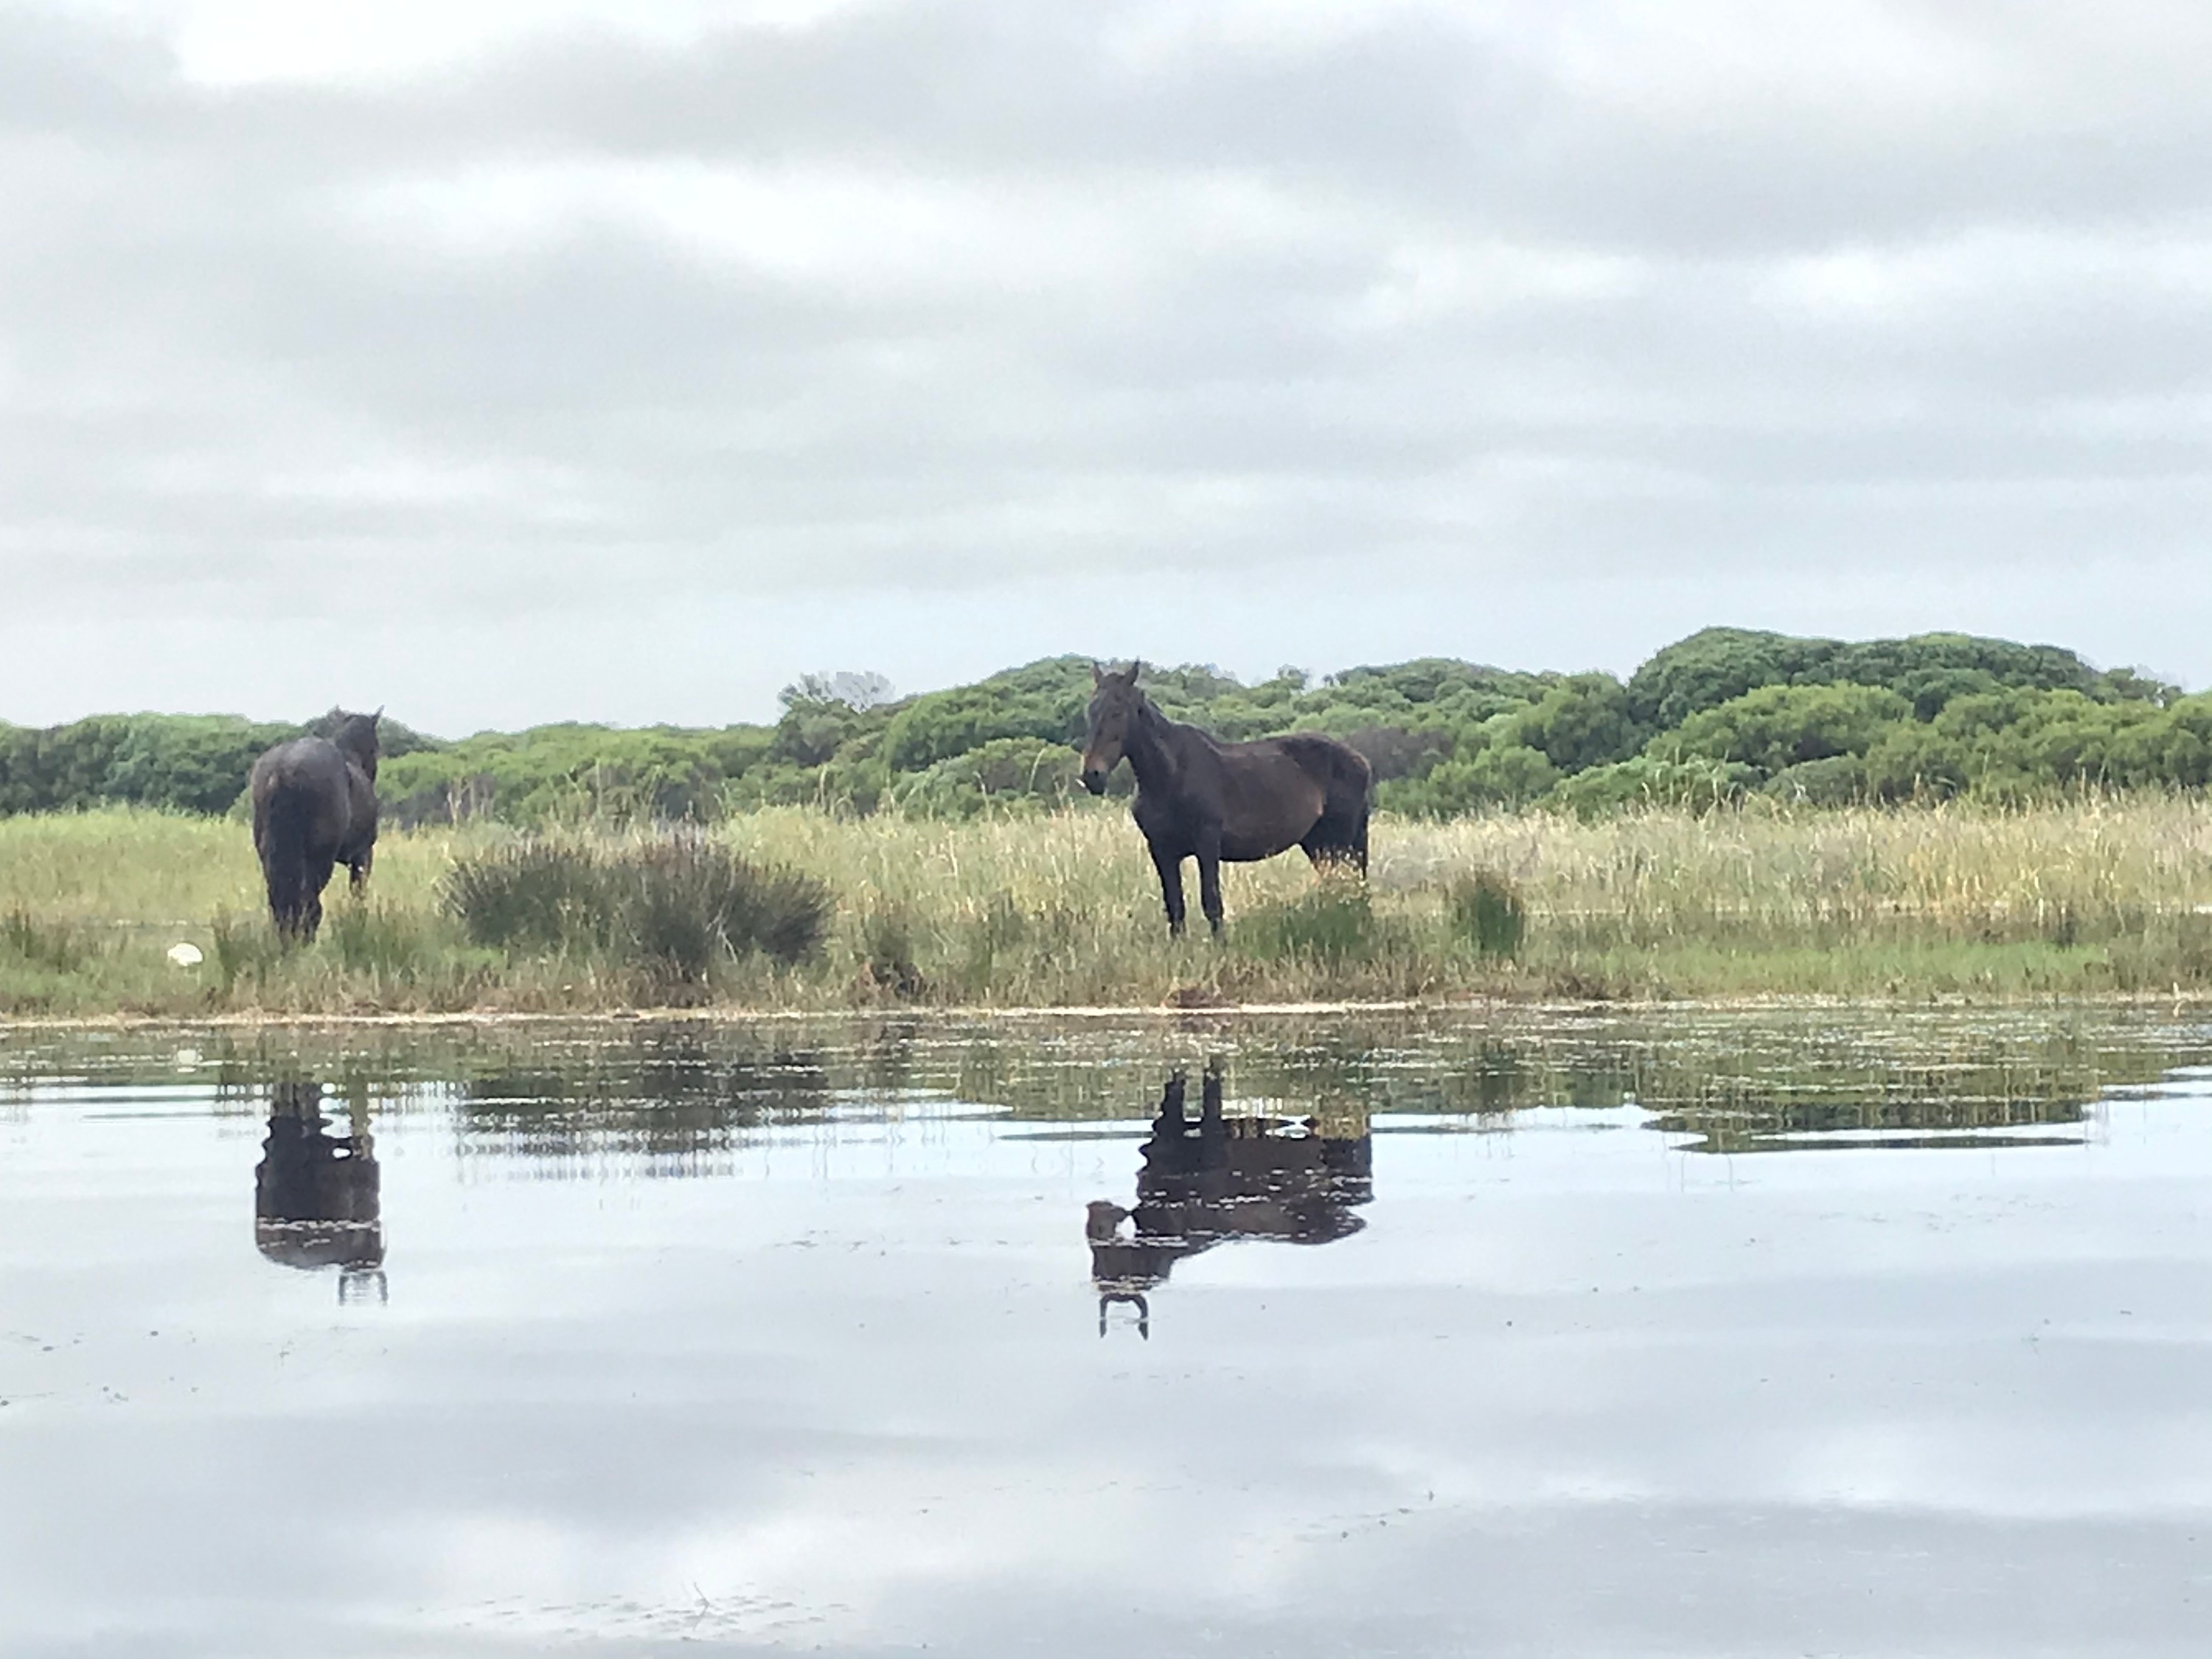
[3,797,2211,1015]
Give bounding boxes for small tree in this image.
[781,671,896,712]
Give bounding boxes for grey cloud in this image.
[1,1,2207,726]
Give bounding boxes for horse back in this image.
[1217,731,1368,811]
[1270,732,1373,803]
[250,738,360,853]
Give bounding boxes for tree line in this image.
[2,628,2206,825]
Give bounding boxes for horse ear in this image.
[1091,662,1103,687]
[1128,659,1143,684]
[371,706,383,725]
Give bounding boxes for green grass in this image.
[1,798,2211,1015]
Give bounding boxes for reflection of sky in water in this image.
[2,1015,2211,1656]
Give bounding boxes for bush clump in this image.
[443,833,832,986]
[440,839,615,953]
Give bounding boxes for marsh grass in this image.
[442,832,832,996]
[3,906,91,974]
[1446,871,1528,961]
[3,796,2211,1013]
[1239,883,1390,967]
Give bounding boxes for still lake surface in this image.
[3,1006,2211,1658]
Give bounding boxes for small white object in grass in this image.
[166,942,204,968]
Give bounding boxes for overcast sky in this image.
[3,1,2207,733]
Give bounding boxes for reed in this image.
[1,797,2210,1015]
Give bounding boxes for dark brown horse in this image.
[1079,661,1371,935]
[249,709,380,940]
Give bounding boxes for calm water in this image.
[4,1008,2212,1657]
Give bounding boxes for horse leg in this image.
[1195,827,1225,935]
[1152,845,1188,936]
[301,852,337,942]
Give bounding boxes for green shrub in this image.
[1507,674,1649,772]
[627,840,731,985]
[627,835,831,984]
[1761,754,1869,807]
[1664,683,1912,779]
[1416,742,1561,815]
[897,738,1084,818]
[442,839,616,951]
[1548,756,1756,817]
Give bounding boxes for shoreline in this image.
[7,987,2212,1035]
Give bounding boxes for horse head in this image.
[1098,1290,1150,1339]
[327,707,382,779]
[1079,661,1143,794]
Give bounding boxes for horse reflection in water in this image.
[254,1078,386,1304]
[1088,1065,1371,1336]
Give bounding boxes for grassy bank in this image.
[4,800,2211,1016]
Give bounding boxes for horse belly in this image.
[1215,762,1326,861]
[1220,827,1303,863]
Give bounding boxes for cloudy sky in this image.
[3,1,2207,732]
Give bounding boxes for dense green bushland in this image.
[0,709,440,818]
[1,628,2204,827]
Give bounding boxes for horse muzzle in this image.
[1079,766,1107,796]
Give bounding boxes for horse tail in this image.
[1338,743,1373,877]
[1289,736,1374,876]
[259,782,313,937]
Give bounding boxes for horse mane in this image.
[1131,686,1221,761]
[1120,685,1189,782]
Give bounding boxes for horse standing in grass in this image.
[250,709,381,941]
[1079,662,1371,936]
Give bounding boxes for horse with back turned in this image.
[1080,661,1371,935]
[249,709,381,941]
